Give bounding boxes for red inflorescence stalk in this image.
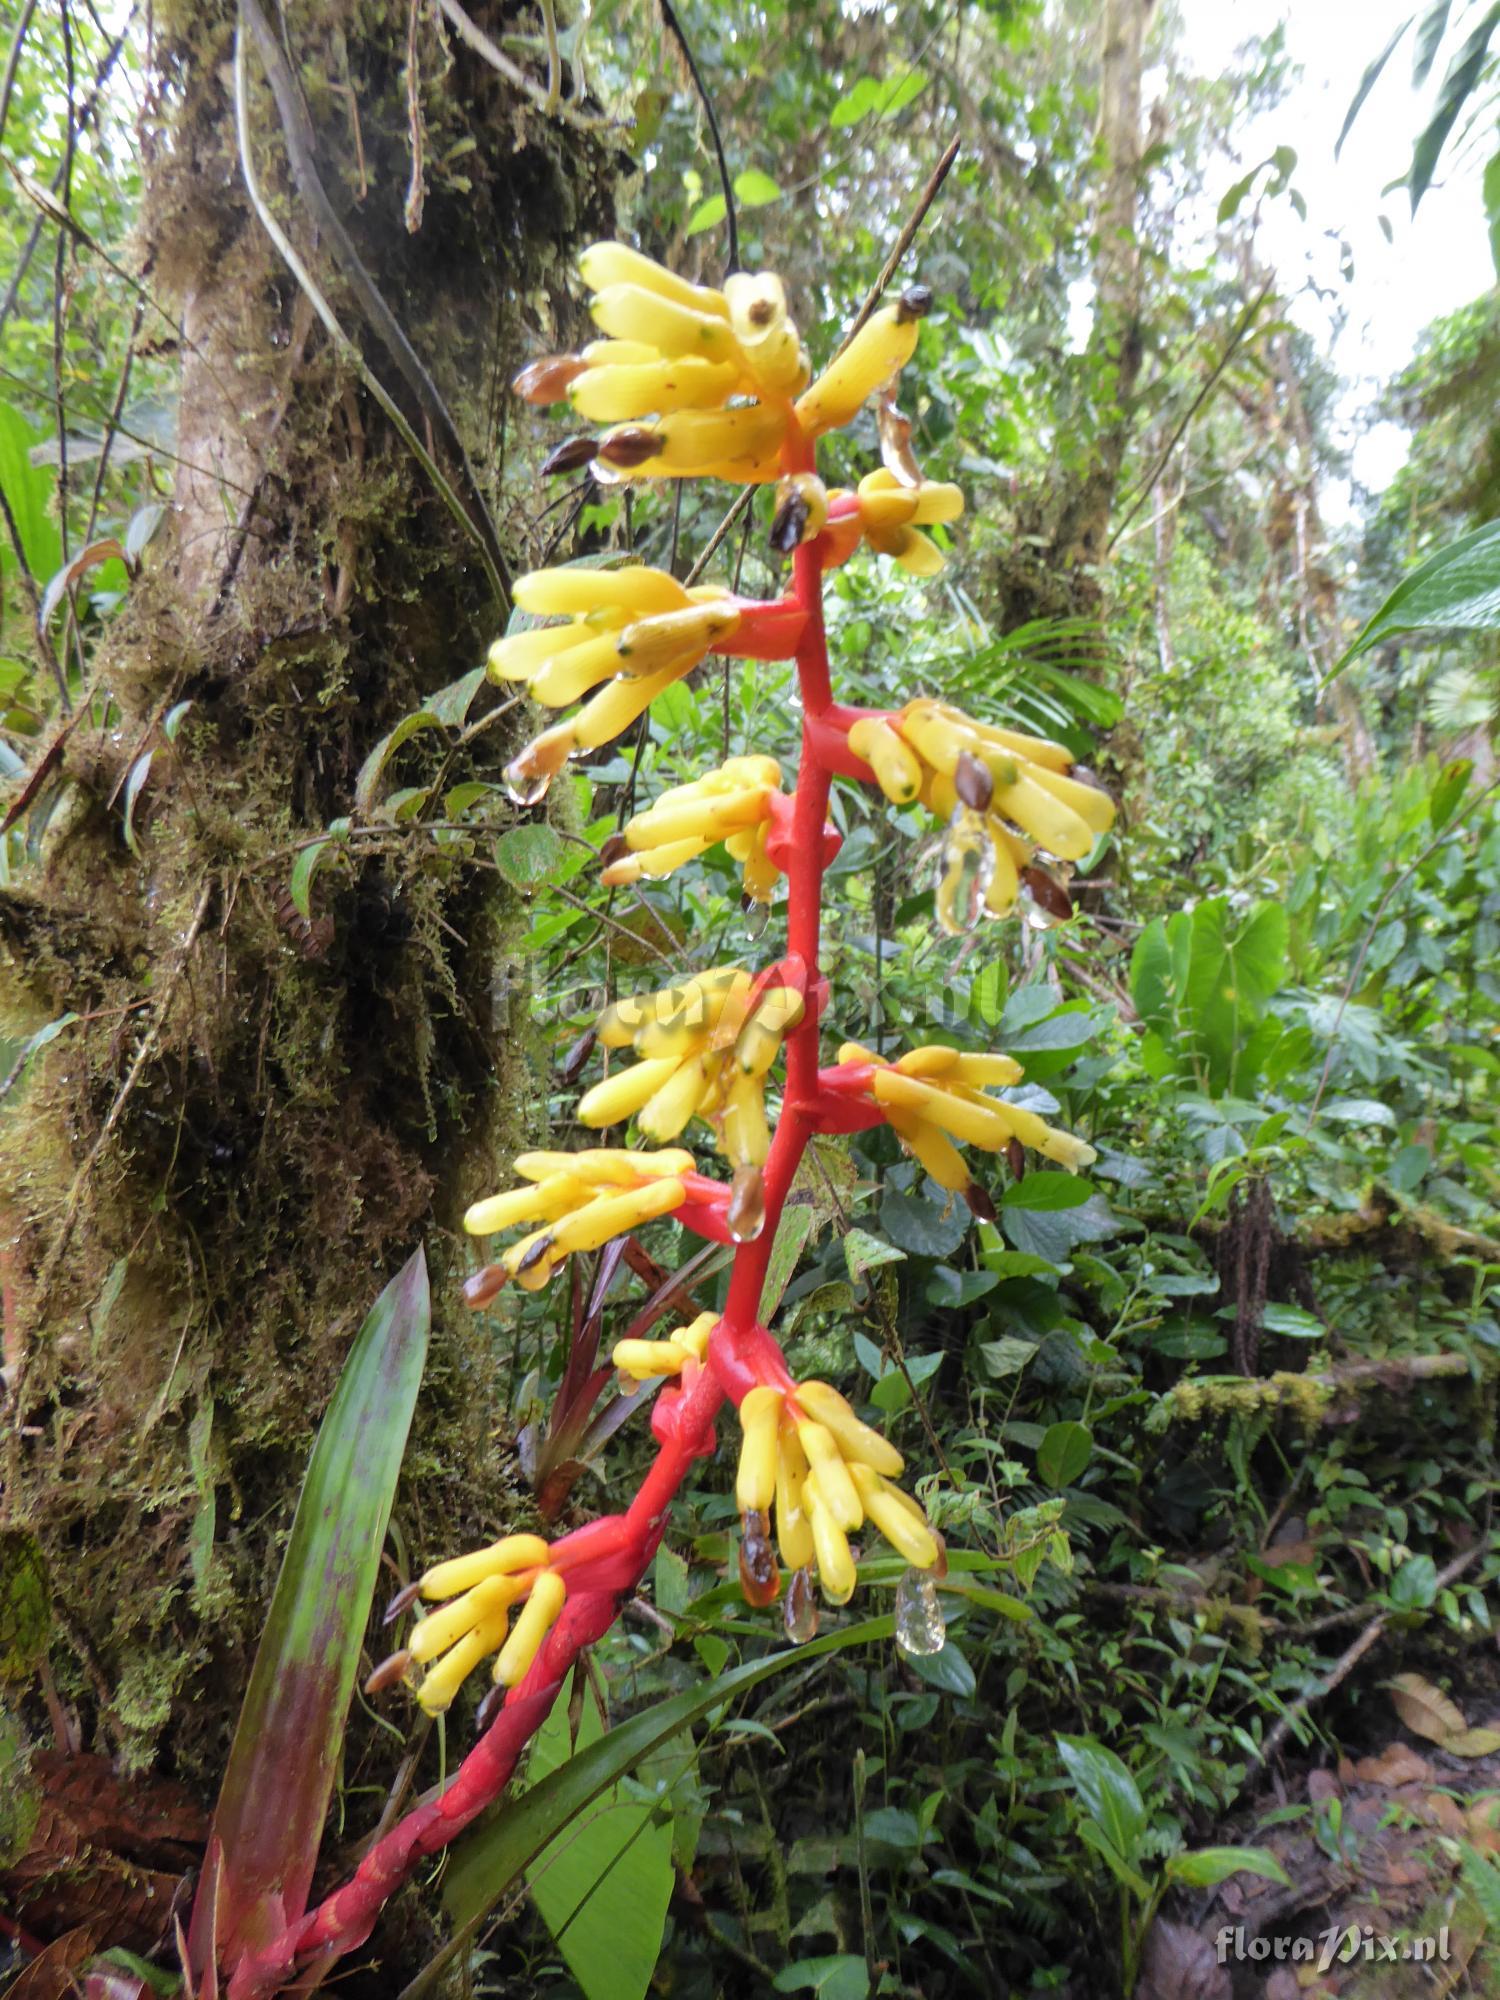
[229,438,842,1999]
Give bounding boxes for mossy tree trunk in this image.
[2,0,615,1825]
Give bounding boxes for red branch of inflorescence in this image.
[228,435,845,2000]
[228,233,1115,1995]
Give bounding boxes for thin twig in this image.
[659,0,739,276]
[1107,278,1276,551]
[1249,1541,1484,1774]
[233,5,508,608]
[22,883,214,1354]
[836,135,961,354]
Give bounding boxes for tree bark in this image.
[1,0,615,1887]
[1049,0,1155,577]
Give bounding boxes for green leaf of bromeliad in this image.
[189,1248,430,1973]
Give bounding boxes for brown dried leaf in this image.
[1424,1791,1468,1836]
[6,1922,102,1999]
[1352,1742,1434,1786]
[1388,1672,1467,1743]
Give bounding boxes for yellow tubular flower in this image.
[613,1310,717,1384]
[602,755,786,902]
[733,1377,942,1605]
[853,469,966,575]
[580,967,802,1175]
[838,1039,1098,1191]
[384,1532,558,1713]
[463,1148,694,1291]
[491,567,741,798]
[851,697,1116,935]
[511,243,808,479]
[494,1569,568,1687]
[796,287,932,438]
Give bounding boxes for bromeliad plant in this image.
[226,243,1117,1995]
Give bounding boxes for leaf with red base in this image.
[187,1248,430,1980]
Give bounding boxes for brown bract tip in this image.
[364,1648,413,1696]
[464,1263,510,1309]
[383,1579,424,1627]
[513,354,587,405]
[963,1179,998,1223]
[896,282,933,323]
[954,750,994,813]
[541,434,600,476]
[596,426,662,469]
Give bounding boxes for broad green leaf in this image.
[418,1617,896,1998]
[495,822,564,890]
[979,1335,1037,1380]
[0,405,62,588]
[1037,1421,1092,1490]
[772,1956,870,1999]
[907,1637,977,1698]
[1165,1845,1291,1889]
[1056,1735,1146,1867]
[733,168,781,207]
[1001,1171,1091,1212]
[1320,1097,1396,1128]
[881,1188,968,1258]
[525,1682,674,2000]
[845,1226,905,1285]
[426,665,487,728]
[193,1249,430,1967]
[1336,517,1500,671]
[830,76,884,127]
[761,1200,815,1318]
[685,193,727,236]
[880,71,927,116]
[1260,1303,1323,1339]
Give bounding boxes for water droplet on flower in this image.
[743,898,771,942]
[505,763,552,808]
[783,1564,819,1643]
[726,1165,766,1242]
[894,1565,946,1657]
[935,806,995,935]
[738,1508,780,1608]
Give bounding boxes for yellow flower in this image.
[375,1532,566,1714]
[578,966,803,1172]
[601,755,785,903]
[513,244,807,484]
[847,699,1115,931]
[836,1041,1098,1188]
[736,1377,939,1605]
[463,1147,695,1291]
[493,566,740,800]
[612,1309,717,1383]
[846,469,965,575]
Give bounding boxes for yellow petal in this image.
[493,1569,567,1687]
